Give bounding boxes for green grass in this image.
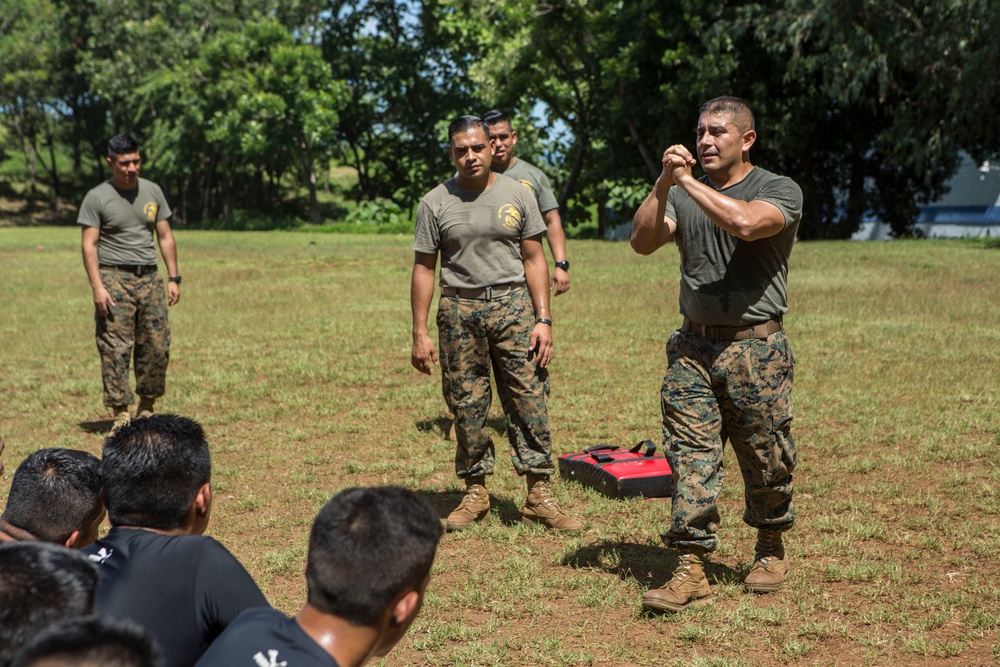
[1,229,998,665]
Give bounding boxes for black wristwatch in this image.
[168,275,182,285]
[555,260,570,271]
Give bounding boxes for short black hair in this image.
[447,115,490,145]
[1,448,103,544]
[306,486,443,625]
[699,96,756,132]
[108,135,139,157]
[0,542,99,665]
[11,615,164,667]
[482,109,512,128]
[101,414,211,531]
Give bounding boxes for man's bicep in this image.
[746,200,788,238]
[520,234,545,260]
[81,225,101,249]
[413,250,438,270]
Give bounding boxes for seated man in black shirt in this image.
[0,448,104,548]
[0,541,100,666]
[196,486,443,667]
[12,615,164,667]
[82,414,269,667]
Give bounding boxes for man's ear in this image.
[63,530,81,549]
[391,589,422,627]
[194,482,212,517]
[742,129,757,154]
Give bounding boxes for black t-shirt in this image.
[83,527,270,667]
[195,607,340,666]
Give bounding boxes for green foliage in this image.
[2,0,997,235]
[344,199,408,227]
[320,1,473,209]
[735,0,999,237]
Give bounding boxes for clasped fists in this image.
[661,145,697,186]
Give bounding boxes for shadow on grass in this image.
[78,419,113,435]
[414,414,509,440]
[561,539,742,589]
[414,489,524,527]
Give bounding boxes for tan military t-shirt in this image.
[495,158,559,214]
[414,174,546,289]
[77,178,172,266]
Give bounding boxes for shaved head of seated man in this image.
[0,448,104,549]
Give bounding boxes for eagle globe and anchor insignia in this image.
[498,202,522,232]
[144,202,159,223]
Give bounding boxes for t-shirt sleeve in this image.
[196,538,270,643]
[78,189,103,229]
[756,176,803,229]
[153,183,173,222]
[413,199,440,254]
[519,190,546,239]
[534,170,559,214]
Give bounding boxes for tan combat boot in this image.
[744,528,788,593]
[137,396,156,418]
[521,473,583,532]
[109,405,131,434]
[642,548,713,612]
[445,477,490,531]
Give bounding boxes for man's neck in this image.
[113,524,196,537]
[110,178,139,193]
[493,156,516,174]
[707,161,754,189]
[453,171,497,194]
[295,605,383,667]
[0,518,38,542]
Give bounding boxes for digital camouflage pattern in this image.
[437,288,554,478]
[660,328,796,552]
[95,269,171,407]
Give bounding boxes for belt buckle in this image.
[485,286,492,301]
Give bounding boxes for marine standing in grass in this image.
[631,97,803,612]
[410,115,582,533]
[79,135,181,430]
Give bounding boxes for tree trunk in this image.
[44,126,62,212]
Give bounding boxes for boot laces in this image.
[664,557,697,589]
[459,486,482,507]
[533,480,564,512]
[755,531,783,561]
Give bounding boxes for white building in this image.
[853,153,1000,240]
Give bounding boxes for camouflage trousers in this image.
[660,327,796,553]
[95,268,171,407]
[437,288,554,479]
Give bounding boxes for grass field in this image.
[1,228,998,666]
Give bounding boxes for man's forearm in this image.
[522,242,550,319]
[155,221,179,275]
[81,229,103,290]
[543,209,568,263]
[410,261,436,337]
[675,175,783,241]
[631,175,673,254]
